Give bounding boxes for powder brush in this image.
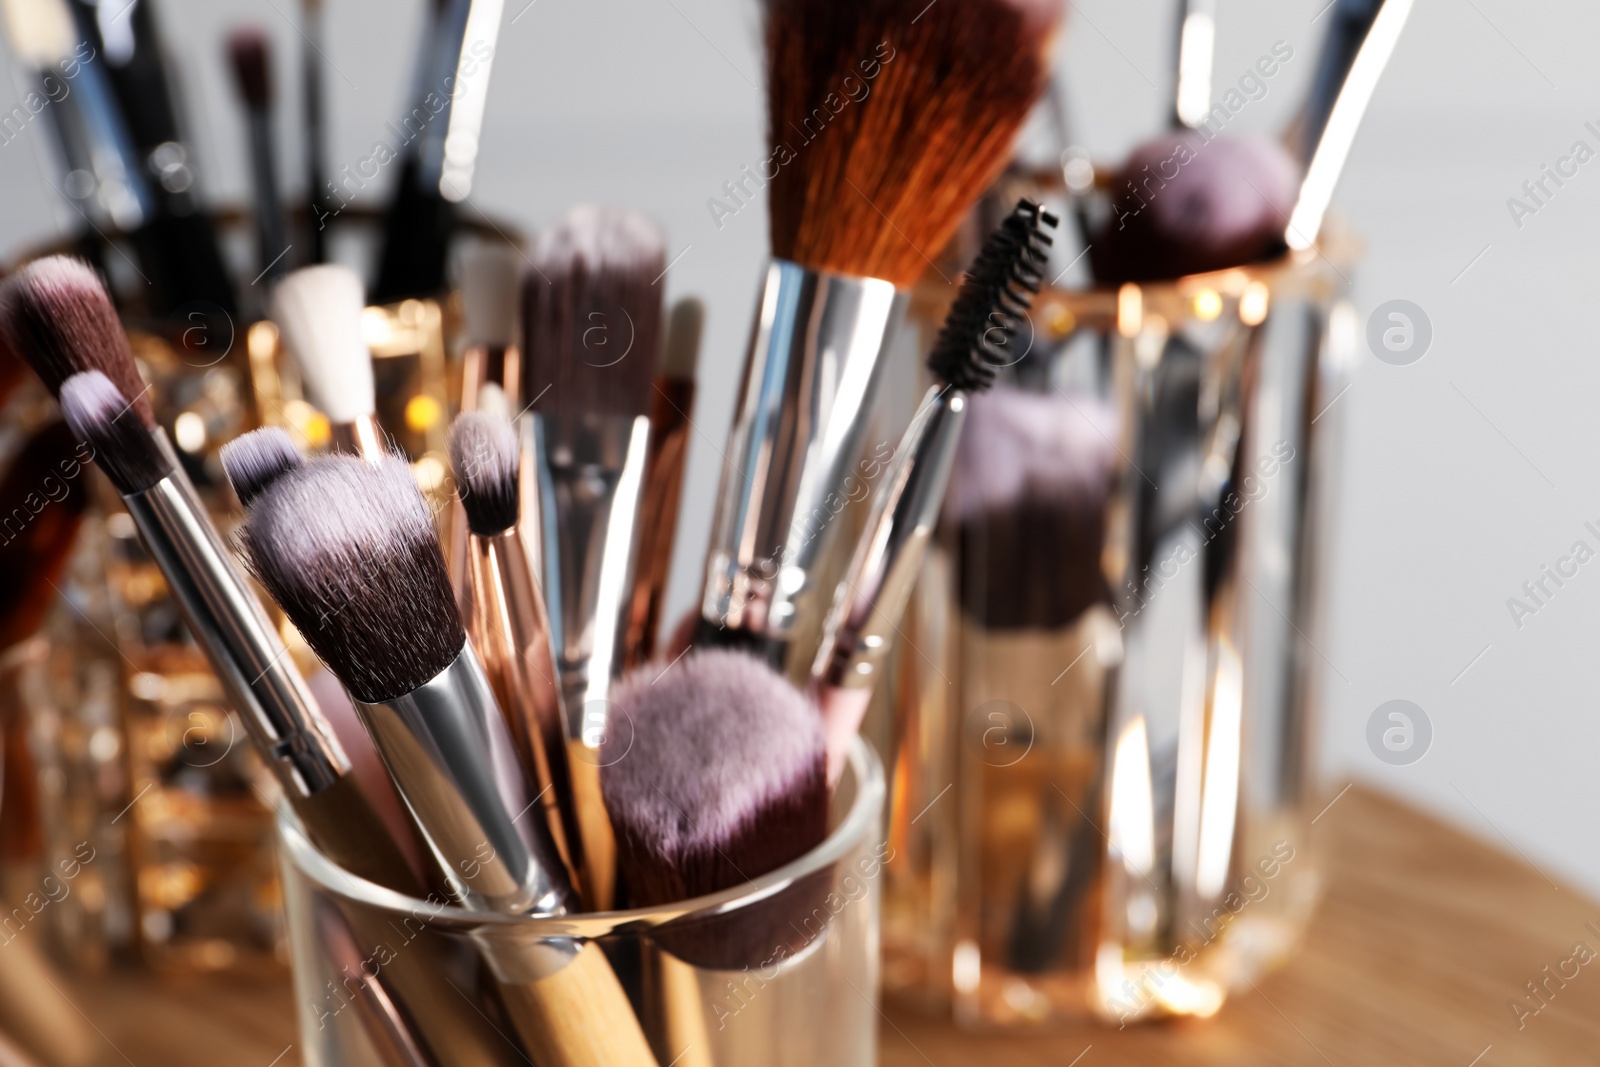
[242,451,656,1066]
[699,0,1063,676]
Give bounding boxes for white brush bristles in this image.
[460,244,523,349]
[270,264,375,424]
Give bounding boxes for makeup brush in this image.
[1285,0,1413,249]
[219,425,301,508]
[1090,131,1301,283]
[700,0,1063,676]
[0,422,92,651]
[227,27,291,289]
[66,0,238,319]
[1170,0,1217,129]
[301,0,329,263]
[270,264,385,459]
[625,296,703,667]
[812,201,1056,783]
[242,451,657,1066]
[604,648,829,967]
[523,204,664,909]
[460,243,524,411]
[448,412,587,905]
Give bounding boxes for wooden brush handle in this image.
[292,772,426,896]
[498,943,659,1067]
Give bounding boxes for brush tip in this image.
[603,649,828,904]
[270,265,375,423]
[243,453,463,703]
[220,426,301,508]
[927,200,1057,392]
[58,371,171,494]
[227,27,272,109]
[448,412,520,536]
[0,256,152,426]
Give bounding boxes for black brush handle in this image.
[1300,0,1386,165]
[303,0,329,263]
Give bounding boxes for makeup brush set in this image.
[0,0,1415,1059]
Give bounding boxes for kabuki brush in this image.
[698,0,1063,678]
[241,451,656,1066]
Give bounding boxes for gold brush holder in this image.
[879,227,1359,1028]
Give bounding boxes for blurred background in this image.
[0,0,1581,891]
[0,0,1595,1062]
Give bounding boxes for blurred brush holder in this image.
[879,236,1359,1027]
[278,738,886,1067]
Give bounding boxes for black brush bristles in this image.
[0,257,153,427]
[58,372,173,494]
[523,205,665,419]
[241,453,465,704]
[227,27,272,110]
[927,200,1057,393]
[220,427,301,508]
[448,412,519,536]
[764,0,1063,287]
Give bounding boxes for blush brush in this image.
[699,0,1063,676]
[812,200,1056,783]
[242,451,657,1066]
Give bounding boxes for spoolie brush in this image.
[604,649,829,968]
[220,426,301,508]
[699,0,1063,672]
[243,451,656,1066]
[0,256,152,426]
[522,205,666,912]
[812,201,1057,782]
[270,264,384,459]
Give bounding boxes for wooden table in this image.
[26,785,1600,1066]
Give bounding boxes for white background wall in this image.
[3,0,1598,894]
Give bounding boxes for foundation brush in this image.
[523,204,665,907]
[812,200,1056,783]
[270,264,385,459]
[241,451,657,1066]
[448,412,588,905]
[698,0,1063,676]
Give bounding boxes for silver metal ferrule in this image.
[701,260,908,662]
[353,644,575,917]
[532,413,650,746]
[122,475,348,797]
[813,387,966,691]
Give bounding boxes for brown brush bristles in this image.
[0,256,153,427]
[764,0,1062,287]
[523,205,665,419]
[227,27,272,110]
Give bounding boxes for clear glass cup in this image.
[278,737,886,1067]
[879,234,1356,1028]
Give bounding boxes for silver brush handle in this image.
[532,413,649,744]
[700,260,907,659]
[123,476,348,796]
[355,644,574,917]
[814,387,965,691]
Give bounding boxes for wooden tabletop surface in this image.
[21,784,1600,1067]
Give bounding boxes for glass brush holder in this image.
[880,240,1357,1028]
[279,738,886,1067]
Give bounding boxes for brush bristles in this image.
[220,427,301,508]
[270,265,375,423]
[242,453,464,704]
[524,205,665,419]
[764,0,1061,287]
[928,200,1057,392]
[448,412,520,536]
[602,649,828,906]
[660,297,704,382]
[0,256,153,427]
[58,372,172,494]
[460,244,523,349]
[227,27,272,110]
